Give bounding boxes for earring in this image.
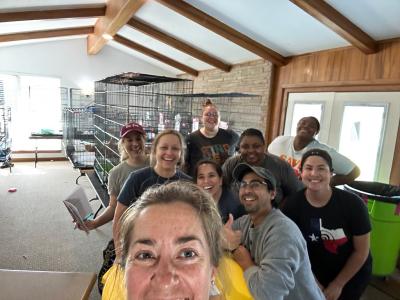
[209,279,220,295]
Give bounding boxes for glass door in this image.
[338,104,386,180]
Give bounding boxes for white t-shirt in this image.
[268,136,356,176]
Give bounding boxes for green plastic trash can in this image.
[344,181,400,276]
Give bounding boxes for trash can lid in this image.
[344,181,400,204]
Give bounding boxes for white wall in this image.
[0,37,176,88]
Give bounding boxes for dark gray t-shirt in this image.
[222,153,304,206]
[185,128,239,176]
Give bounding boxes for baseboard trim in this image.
[12,157,68,162]
[13,150,63,154]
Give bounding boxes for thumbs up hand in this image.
[222,214,242,251]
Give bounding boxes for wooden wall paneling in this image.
[277,40,400,86]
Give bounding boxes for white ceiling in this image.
[1,0,400,74]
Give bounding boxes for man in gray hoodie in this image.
[223,163,324,300]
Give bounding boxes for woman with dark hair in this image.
[223,128,303,207]
[194,159,245,223]
[185,99,239,176]
[268,116,360,185]
[282,149,372,300]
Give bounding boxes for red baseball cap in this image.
[120,122,145,138]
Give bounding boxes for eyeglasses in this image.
[239,180,267,190]
[204,112,219,117]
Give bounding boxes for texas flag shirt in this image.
[282,187,372,287]
[308,218,348,254]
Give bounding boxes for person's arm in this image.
[323,233,370,300]
[76,194,117,231]
[330,165,360,186]
[112,201,128,262]
[232,245,256,270]
[267,136,281,156]
[325,146,360,186]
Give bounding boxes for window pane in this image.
[339,105,385,181]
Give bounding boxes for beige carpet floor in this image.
[0,161,112,300]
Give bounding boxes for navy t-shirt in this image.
[118,167,192,207]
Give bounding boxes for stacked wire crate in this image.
[0,105,12,169]
[93,72,194,185]
[63,107,95,169]
[184,92,263,133]
[93,72,263,185]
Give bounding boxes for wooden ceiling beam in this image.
[0,26,94,43]
[290,0,377,54]
[156,0,287,66]
[0,6,106,22]
[114,34,199,76]
[87,0,146,55]
[128,17,231,72]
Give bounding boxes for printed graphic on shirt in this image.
[280,154,301,177]
[201,144,230,164]
[308,218,348,254]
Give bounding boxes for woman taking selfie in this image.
[282,149,372,300]
[119,181,223,300]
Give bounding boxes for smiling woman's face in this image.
[124,202,214,300]
[196,163,223,201]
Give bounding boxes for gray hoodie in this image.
[233,209,324,300]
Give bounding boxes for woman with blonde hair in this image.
[112,129,191,260]
[119,181,223,300]
[76,122,149,294]
[185,99,239,176]
[80,122,148,231]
